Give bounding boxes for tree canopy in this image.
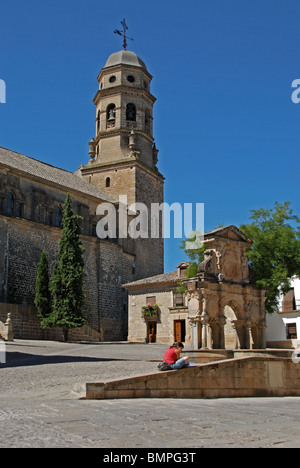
[240,201,300,313]
[178,204,300,315]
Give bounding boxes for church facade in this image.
[0,47,164,341]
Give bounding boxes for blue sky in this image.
[1,0,300,273]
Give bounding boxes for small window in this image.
[106,177,110,188]
[146,296,156,307]
[174,293,184,307]
[287,323,297,339]
[109,76,116,83]
[127,75,135,83]
[282,288,296,312]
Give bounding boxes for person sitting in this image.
[163,342,190,370]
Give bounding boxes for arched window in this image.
[47,210,54,226]
[126,103,136,121]
[97,110,100,133]
[145,109,150,133]
[6,192,15,215]
[106,177,110,188]
[15,202,24,218]
[106,104,116,122]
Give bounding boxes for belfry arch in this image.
[186,226,267,350]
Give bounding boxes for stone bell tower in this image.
[76,36,164,279]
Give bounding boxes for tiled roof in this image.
[0,146,113,202]
[123,270,179,289]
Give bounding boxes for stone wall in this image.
[98,242,134,340]
[0,214,135,341]
[0,303,100,341]
[78,356,300,400]
[134,165,164,279]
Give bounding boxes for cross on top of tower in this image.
[114,18,134,50]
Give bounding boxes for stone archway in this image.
[185,226,267,351]
[223,305,238,349]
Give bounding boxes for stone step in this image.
[73,355,300,400]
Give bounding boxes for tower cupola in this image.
[90,45,157,170]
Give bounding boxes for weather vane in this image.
[114,18,134,50]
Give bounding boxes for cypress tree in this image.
[35,249,51,328]
[49,193,86,341]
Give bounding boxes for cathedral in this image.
[0,43,164,341]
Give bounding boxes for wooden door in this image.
[148,322,157,343]
[174,320,186,342]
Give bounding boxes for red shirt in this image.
[163,347,177,364]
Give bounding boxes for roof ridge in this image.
[0,146,72,174]
[0,146,115,202]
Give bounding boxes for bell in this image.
[107,109,115,121]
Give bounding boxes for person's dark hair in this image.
[170,342,184,349]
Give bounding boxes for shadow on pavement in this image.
[0,351,138,368]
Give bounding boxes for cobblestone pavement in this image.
[1,339,300,448]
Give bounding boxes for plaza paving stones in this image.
[0,340,300,448]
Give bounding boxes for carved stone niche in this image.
[197,225,252,285]
[188,296,200,318]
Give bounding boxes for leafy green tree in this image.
[48,193,86,341]
[35,250,51,327]
[240,202,300,313]
[177,230,206,294]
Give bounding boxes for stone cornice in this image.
[80,158,165,182]
[93,85,156,105]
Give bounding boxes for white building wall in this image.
[266,277,300,347]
